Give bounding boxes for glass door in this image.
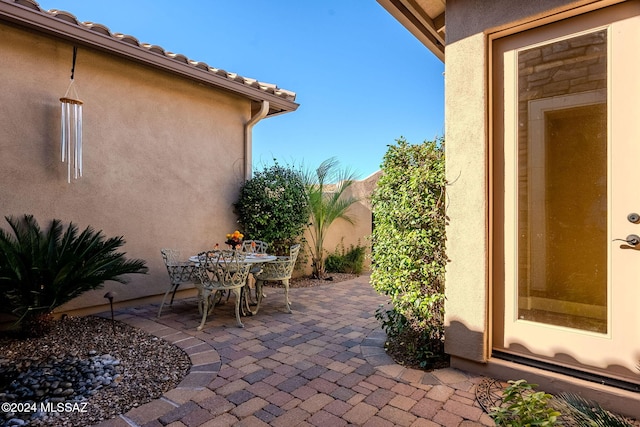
[493,2,640,383]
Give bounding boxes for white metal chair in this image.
[254,244,300,314]
[158,248,196,317]
[240,240,269,303]
[241,240,269,254]
[193,250,251,330]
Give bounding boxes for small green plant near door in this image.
[490,380,634,427]
[490,380,561,426]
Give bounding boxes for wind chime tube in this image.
[60,102,66,162]
[67,102,72,183]
[77,104,83,177]
[60,97,83,183]
[73,103,78,180]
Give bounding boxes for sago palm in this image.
[302,157,359,279]
[0,214,148,335]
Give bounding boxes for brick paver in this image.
[93,275,496,427]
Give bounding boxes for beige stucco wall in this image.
[443,30,489,362]
[443,0,606,362]
[1,23,252,313]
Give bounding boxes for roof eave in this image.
[0,0,299,116]
[377,0,445,62]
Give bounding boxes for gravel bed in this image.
[0,316,190,426]
[0,273,359,426]
[277,272,358,288]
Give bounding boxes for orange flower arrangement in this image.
[225,230,244,249]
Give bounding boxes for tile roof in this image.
[0,0,298,116]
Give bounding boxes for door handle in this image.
[614,234,640,246]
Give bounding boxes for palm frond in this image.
[299,158,360,278]
[554,392,633,427]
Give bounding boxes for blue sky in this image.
[36,0,444,179]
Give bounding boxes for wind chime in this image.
[60,46,83,183]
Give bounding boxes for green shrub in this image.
[490,381,634,426]
[234,161,309,255]
[490,380,561,426]
[375,304,409,338]
[325,241,366,274]
[0,215,148,336]
[370,137,446,344]
[375,304,445,368]
[324,253,343,273]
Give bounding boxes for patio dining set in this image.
[158,241,300,330]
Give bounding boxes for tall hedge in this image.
[370,137,446,340]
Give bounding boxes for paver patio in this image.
[94,275,495,427]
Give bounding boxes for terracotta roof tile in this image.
[83,21,111,36]
[14,0,36,10]
[166,52,189,64]
[113,33,140,46]
[48,9,76,24]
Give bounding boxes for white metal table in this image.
[189,253,277,330]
